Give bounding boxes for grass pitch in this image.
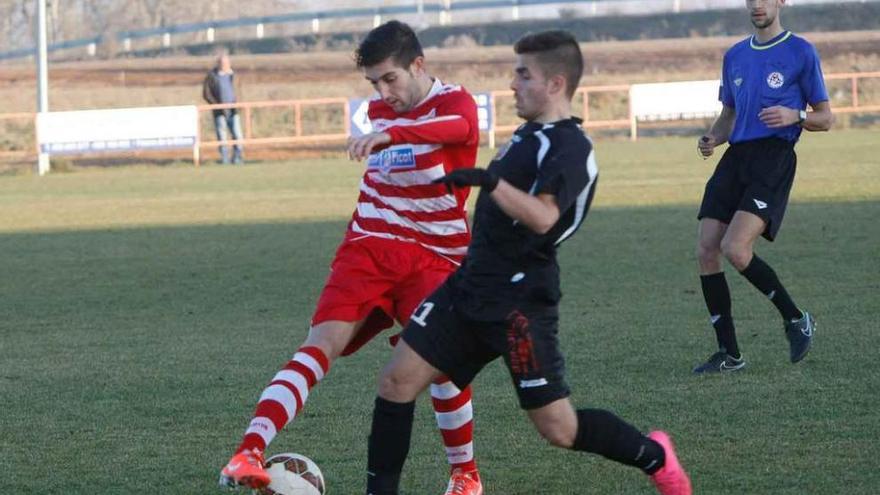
[1,130,878,494]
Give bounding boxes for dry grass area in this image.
[2,30,878,112]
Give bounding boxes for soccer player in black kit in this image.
[364,30,692,495]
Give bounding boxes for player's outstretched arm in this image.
[698,105,736,158]
[385,93,477,146]
[347,132,391,161]
[433,169,560,234]
[491,181,560,234]
[384,114,473,146]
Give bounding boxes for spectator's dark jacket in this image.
[202,69,241,117]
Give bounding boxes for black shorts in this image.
[698,137,797,241]
[401,279,570,410]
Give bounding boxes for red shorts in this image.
[311,234,457,356]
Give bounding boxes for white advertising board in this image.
[37,105,199,154]
[629,80,723,121]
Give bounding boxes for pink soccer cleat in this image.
[648,431,692,495]
[218,447,271,489]
[443,468,483,495]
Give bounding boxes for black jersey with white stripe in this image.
[453,117,598,307]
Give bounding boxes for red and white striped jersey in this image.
[348,78,479,261]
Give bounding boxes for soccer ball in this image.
[255,453,326,495]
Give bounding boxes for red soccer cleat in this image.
[648,431,692,495]
[443,468,483,495]
[219,448,271,489]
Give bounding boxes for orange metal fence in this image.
[488,84,632,147]
[198,97,350,148]
[824,71,880,114]
[2,72,878,166]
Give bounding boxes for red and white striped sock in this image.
[236,346,330,454]
[431,377,478,477]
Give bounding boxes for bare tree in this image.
[0,0,325,53]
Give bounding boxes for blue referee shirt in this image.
[720,31,829,144]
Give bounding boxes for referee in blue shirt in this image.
[694,0,834,374]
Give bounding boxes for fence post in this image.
[295,103,303,137]
[628,87,637,141]
[194,113,201,167]
[343,99,351,137]
[852,76,859,108]
[581,89,590,122]
[440,0,452,25]
[244,106,252,138]
[489,92,497,149]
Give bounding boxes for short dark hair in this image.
[355,20,424,69]
[514,30,584,98]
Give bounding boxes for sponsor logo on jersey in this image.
[753,198,768,210]
[734,77,743,87]
[367,147,417,174]
[766,71,785,89]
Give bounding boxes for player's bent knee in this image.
[377,368,419,403]
[696,242,722,270]
[720,240,751,271]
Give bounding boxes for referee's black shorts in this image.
[698,137,797,241]
[401,279,570,410]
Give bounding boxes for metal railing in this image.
[825,72,880,113]
[2,71,878,164]
[198,98,351,155]
[488,84,632,147]
[5,0,873,61]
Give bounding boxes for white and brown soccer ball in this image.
[256,453,326,495]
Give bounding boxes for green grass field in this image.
[1,130,878,494]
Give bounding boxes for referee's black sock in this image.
[573,408,665,475]
[739,255,802,321]
[366,397,415,495]
[700,272,740,358]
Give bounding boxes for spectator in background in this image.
[203,51,244,164]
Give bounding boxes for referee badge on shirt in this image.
[367,146,417,174]
[766,71,785,89]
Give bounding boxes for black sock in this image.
[739,255,802,321]
[366,397,415,495]
[572,409,666,475]
[700,272,740,358]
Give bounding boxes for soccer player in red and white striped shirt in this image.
[220,20,483,495]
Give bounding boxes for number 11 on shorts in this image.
[410,301,435,327]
